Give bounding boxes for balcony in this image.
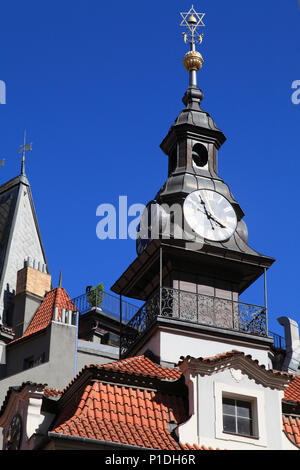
[68,287,285,358]
[120,287,269,358]
[70,290,139,323]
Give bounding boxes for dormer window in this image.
[215,382,265,447]
[222,397,253,437]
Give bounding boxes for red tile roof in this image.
[98,355,182,381]
[10,287,76,344]
[44,388,63,398]
[59,355,182,397]
[51,381,186,450]
[284,376,300,403]
[10,350,295,450]
[180,442,220,450]
[48,354,230,450]
[283,414,300,447]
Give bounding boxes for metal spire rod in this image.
[18,129,32,175]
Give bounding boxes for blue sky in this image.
[0,1,299,336]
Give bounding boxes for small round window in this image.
[192,143,208,168]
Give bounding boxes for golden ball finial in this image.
[183,50,203,72]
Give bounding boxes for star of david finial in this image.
[180,5,205,45]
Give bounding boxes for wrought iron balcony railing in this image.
[70,290,139,324]
[268,331,286,350]
[120,287,268,358]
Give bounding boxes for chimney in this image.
[12,259,52,338]
[277,316,300,373]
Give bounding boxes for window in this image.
[215,382,266,447]
[222,397,254,437]
[23,353,45,370]
[35,352,45,366]
[23,356,34,370]
[192,143,208,168]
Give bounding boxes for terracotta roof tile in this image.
[10,287,76,344]
[44,388,62,398]
[284,375,300,403]
[58,355,182,399]
[283,414,300,447]
[48,354,227,450]
[98,355,182,381]
[179,442,221,450]
[48,353,298,450]
[51,380,186,450]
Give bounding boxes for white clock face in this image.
[136,202,169,255]
[183,189,237,242]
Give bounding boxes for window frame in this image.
[222,396,256,438]
[214,381,267,447]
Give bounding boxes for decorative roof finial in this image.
[18,130,32,176]
[180,5,205,87]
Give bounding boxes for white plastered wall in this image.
[139,328,271,368]
[176,368,297,450]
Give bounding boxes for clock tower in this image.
[111,7,275,367]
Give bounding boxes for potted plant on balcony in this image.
[86,283,104,310]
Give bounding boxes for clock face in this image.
[136,202,169,255]
[5,414,22,450]
[136,234,150,255]
[183,189,237,242]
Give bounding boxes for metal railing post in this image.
[264,268,268,335]
[119,294,122,360]
[159,246,162,316]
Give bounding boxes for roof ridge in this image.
[55,356,183,401]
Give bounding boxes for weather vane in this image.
[180,6,206,89]
[180,5,205,46]
[18,130,32,175]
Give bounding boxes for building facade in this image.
[0,6,299,451]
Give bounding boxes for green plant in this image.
[86,283,104,307]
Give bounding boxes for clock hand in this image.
[198,209,226,229]
[209,215,227,229]
[199,193,227,229]
[198,194,215,231]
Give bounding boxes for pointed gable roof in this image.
[9,287,75,345]
[0,173,48,320]
[0,176,24,283]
